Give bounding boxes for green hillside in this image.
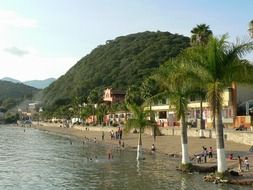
[0,80,38,111]
[42,31,190,108]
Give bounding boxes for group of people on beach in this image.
[110,127,123,140]
[109,127,125,149]
[228,154,250,172]
[195,146,213,164]
[237,156,250,172]
[194,145,250,172]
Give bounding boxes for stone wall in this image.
[158,127,253,146]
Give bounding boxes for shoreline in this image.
[22,123,253,185]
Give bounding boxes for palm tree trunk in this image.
[216,105,227,173]
[199,99,205,137]
[213,107,216,129]
[136,128,142,160]
[181,114,190,164]
[150,103,156,142]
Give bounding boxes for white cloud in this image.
[0,10,37,31]
[0,10,77,81]
[0,48,77,81]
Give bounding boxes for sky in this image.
[0,0,252,81]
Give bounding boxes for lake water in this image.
[0,125,251,190]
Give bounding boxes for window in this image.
[222,108,232,118]
[159,111,167,119]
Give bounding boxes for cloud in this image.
[4,46,29,56]
[0,10,37,31]
[0,48,77,81]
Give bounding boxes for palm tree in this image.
[141,78,160,142]
[191,24,212,133]
[125,104,156,160]
[185,35,253,173]
[125,85,144,106]
[80,104,93,125]
[195,88,207,138]
[191,24,212,45]
[249,20,253,38]
[87,88,103,124]
[96,103,109,125]
[153,58,200,165]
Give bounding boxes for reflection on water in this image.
[0,125,251,190]
[181,177,186,190]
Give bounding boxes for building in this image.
[28,102,41,112]
[151,82,253,129]
[103,88,125,104]
[103,88,129,125]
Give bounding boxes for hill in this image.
[42,31,190,108]
[1,77,55,89]
[1,77,20,83]
[23,78,56,89]
[0,80,38,111]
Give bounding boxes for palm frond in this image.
[125,104,155,133]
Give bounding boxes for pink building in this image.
[103,88,125,104]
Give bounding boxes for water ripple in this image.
[0,125,251,190]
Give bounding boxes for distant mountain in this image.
[1,77,21,83]
[23,78,56,89]
[0,80,38,111]
[0,80,38,100]
[1,77,55,89]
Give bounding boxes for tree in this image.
[249,20,253,38]
[96,103,109,125]
[80,104,93,125]
[72,96,83,118]
[153,58,200,165]
[125,85,144,106]
[87,88,103,124]
[141,78,160,141]
[185,35,253,173]
[191,24,212,45]
[191,24,213,136]
[125,104,156,160]
[87,88,103,105]
[196,88,207,138]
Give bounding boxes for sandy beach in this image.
[32,123,253,182]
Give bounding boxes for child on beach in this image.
[244,157,249,171]
[151,144,156,152]
[238,156,243,172]
[208,147,213,158]
[102,131,105,141]
[202,148,208,163]
[228,153,233,160]
[108,152,113,159]
[196,155,202,164]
